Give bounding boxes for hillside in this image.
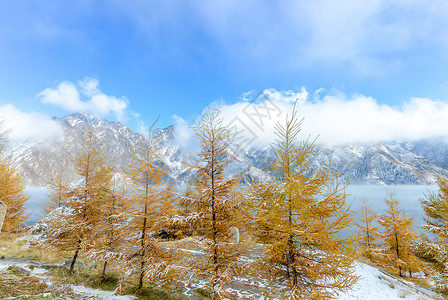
[0,232,436,300]
[9,112,447,186]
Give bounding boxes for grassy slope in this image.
[0,231,439,300]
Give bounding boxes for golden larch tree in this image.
[247,108,357,300]
[356,198,379,261]
[43,161,70,214]
[44,128,112,273]
[420,175,448,292]
[421,176,448,264]
[171,109,244,299]
[377,192,423,277]
[0,122,28,232]
[0,158,29,232]
[124,126,177,289]
[84,174,130,277]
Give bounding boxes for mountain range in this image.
[9,112,448,186]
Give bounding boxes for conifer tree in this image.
[124,126,177,289]
[420,176,448,292]
[356,198,379,261]
[377,192,422,277]
[171,110,243,299]
[420,177,448,296]
[180,181,199,216]
[0,122,28,232]
[247,108,357,300]
[44,128,112,273]
[85,174,129,277]
[43,162,70,214]
[0,158,29,232]
[421,176,448,265]
[175,181,200,237]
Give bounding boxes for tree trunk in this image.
[210,145,219,298]
[138,191,149,289]
[102,260,108,277]
[394,232,402,277]
[70,248,79,273]
[138,259,145,289]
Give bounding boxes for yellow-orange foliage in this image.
[124,127,177,289]
[42,162,70,214]
[170,109,244,299]
[356,198,379,261]
[0,158,29,232]
[377,192,422,277]
[420,176,448,292]
[44,129,112,272]
[85,175,130,277]
[248,109,357,300]
[190,110,243,299]
[421,176,448,265]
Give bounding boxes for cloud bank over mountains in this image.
[38,77,130,122]
[177,88,448,147]
[0,104,62,142]
[2,79,448,146]
[0,77,132,143]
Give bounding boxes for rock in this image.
[63,259,96,271]
[230,227,240,244]
[0,201,6,232]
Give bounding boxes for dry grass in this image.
[0,232,189,299]
[1,231,436,299]
[0,266,48,298]
[0,262,188,299]
[0,265,117,299]
[0,231,68,263]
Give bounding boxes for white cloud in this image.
[190,88,448,147]
[38,77,129,121]
[298,94,448,144]
[172,115,191,147]
[128,111,149,136]
[0,104,63,142]
[171,114,202,155]
[38,81,86,112]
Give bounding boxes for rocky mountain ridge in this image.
[10,113,448,186]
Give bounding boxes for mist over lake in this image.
[347,184,439,229]
[24,187,49,225]
[24,184,440,228]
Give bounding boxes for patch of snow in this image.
[0,256,436,299]
[70,285,136,300]
[337,263,435,299]
[0,258,135,299]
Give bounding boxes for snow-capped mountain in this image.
[10,113,447,186]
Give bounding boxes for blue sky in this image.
[1,1,448,143]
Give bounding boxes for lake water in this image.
[24,186,49,225]
[24,184,440,228]
[346,184,439,230]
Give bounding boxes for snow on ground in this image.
[0,258,135,300]
[0,257,50,274]
[338,263,435,300]
[69,284,135,300]
[0,257,437,299]
[181,260,437,299]
[221,262,436,299]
